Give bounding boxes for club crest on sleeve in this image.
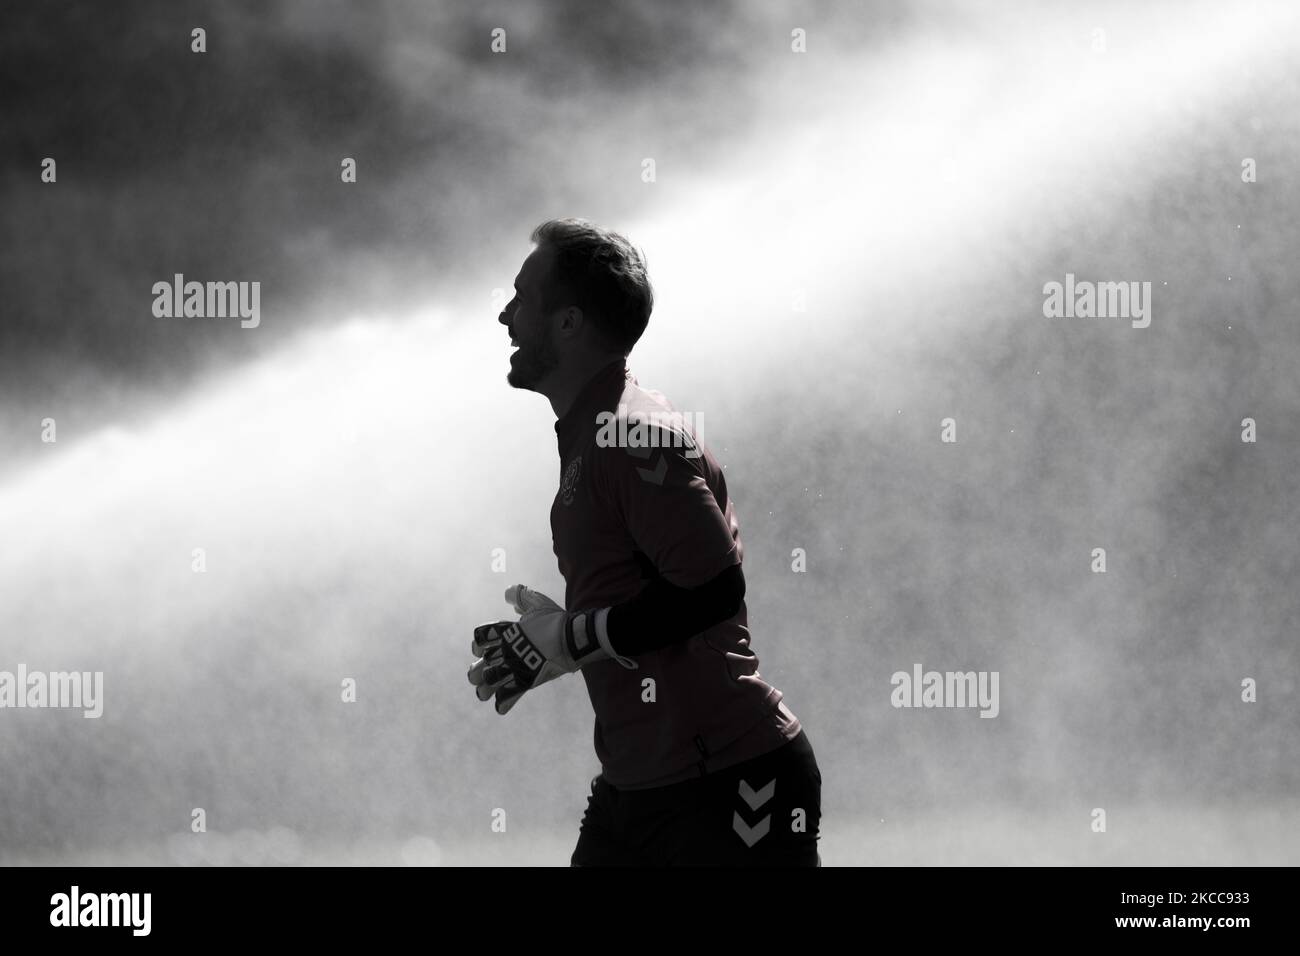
[560,455,582,506]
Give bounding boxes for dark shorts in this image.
[571,730,822,866]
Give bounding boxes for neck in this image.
[545,354,624,419]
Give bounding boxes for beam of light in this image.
[627,1,1296,379]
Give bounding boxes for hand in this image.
[468,584,617,715]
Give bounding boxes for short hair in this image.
[529,218,654,354]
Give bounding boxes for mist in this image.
[2,0,1298,865]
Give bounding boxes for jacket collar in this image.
[555,359,631,444]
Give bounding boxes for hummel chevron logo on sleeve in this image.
[635,455,667,485]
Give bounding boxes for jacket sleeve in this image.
[594,428,744,656]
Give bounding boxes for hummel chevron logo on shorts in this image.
[733,778,776,847]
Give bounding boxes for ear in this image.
[558,306,584,334]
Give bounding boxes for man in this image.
[469,217,822,866]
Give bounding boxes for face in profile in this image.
[500,244,563,391]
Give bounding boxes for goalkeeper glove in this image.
[468,583,637,715]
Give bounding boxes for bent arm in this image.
[605,562,745,657]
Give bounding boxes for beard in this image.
[506,330,560,391]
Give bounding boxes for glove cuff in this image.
[592,607,638,670]
[565,609,638,671]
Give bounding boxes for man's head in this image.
[500,218,653,395]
